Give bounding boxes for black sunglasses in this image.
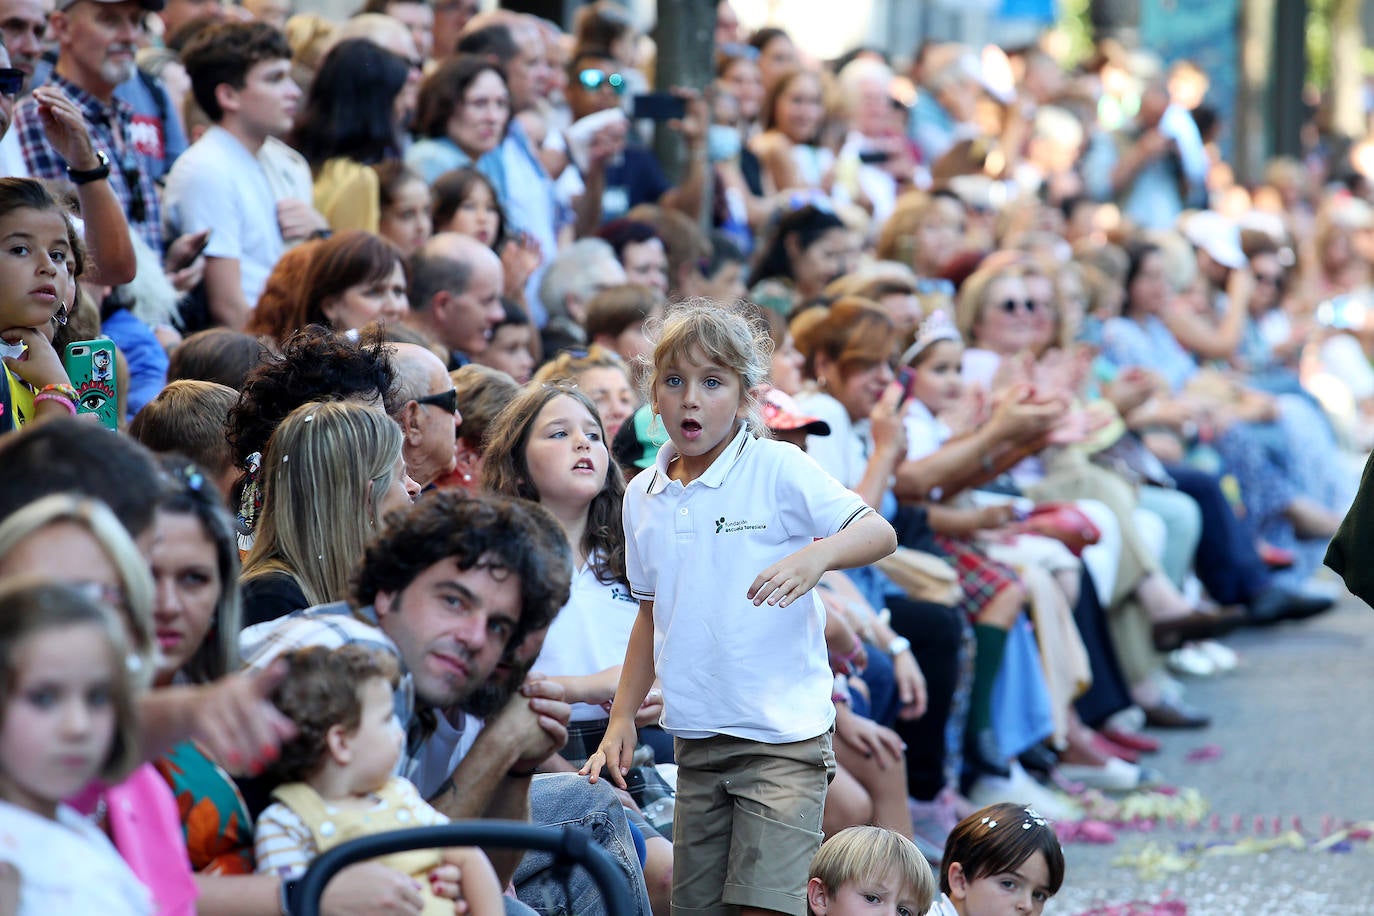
[999,299,1036,314]
[415,387,459,414]
[0,68,22,97]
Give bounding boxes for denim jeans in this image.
[513,774,653,916]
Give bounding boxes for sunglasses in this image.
[999,299,1036,314]
[578,68,625,94]
[415,387,459,414]
[0,68,22,97]
[1254,272,1283,286]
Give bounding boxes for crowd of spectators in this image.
[0,0,1371,913]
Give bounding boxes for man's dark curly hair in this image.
[354,490,573,654]
[226,326,397,469]
[266,645,400,785]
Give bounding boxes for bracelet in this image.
[35,392,77,415]
[39,382,77,402]
[507,765,539,778]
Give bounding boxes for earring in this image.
[53,301,69,326]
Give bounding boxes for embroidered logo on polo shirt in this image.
[714,516,767,534]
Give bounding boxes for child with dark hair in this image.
[255,645,503,915]
[930,802,1065,915]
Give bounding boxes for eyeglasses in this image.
[0,68,23,98]
[415,387,459,414]
[998,299,1036,314]
[578,68,625,94]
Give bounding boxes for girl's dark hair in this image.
[415,55,508,141]
[0,178,85,281]
[940,802,1065,897]
[291,38,408,169]
[167,328,268,389]
[480,384,628,588]
[1121,239,1161,317]
[749,204,846,287]
[155,456,242,683]
[430,166,507,249]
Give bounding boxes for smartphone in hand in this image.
[62,339,118,429]
[631,92,687,121]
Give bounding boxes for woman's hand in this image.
[32,85,99,171]
[579,716,638,788]
[190,661,297,776]
[891,649,928,720]
[869,381,907,460]
[500,232,542,298]
[835,703,906,770]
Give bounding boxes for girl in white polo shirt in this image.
[582,301,898,916]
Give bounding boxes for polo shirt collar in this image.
[645,421,752,493]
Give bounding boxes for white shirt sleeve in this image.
[772,441,873,538]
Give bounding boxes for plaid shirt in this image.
[15,74,163,252]
[239,600,415,725]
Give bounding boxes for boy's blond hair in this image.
[808,826,936,915]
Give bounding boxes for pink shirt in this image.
[69,763,199,916]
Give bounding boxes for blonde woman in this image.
[533,344,640,440]
[240,400,420,626]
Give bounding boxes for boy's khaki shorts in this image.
[670,730,836,916]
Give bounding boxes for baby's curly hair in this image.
[266,645,400,785]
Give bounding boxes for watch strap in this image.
[67,150,110,185]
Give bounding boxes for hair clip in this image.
[1022,806,1049,829]
[979,816,998,829]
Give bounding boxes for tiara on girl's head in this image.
[899,310,962,366]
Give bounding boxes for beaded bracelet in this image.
[34,392,77,415]
[39,382,78,402]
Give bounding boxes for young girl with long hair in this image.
[481,382,674,914]
[582,300,897,915]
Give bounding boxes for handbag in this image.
[875,546,962,606]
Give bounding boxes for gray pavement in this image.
[1050,580,1374,915]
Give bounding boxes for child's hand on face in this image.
[748,543,827,608]
[1,327,69,390]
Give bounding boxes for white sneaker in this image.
[1167,644,1217,677]
[968,761,1076,821]
[1057,758,1148,792]
[1104,706,1146,734]
[1194,640,1238,673]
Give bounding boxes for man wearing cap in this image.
[14,0,170,251]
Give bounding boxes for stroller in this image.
[291,819,638,916]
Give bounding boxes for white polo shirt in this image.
[624,423,872,743]
[533,553,641,722]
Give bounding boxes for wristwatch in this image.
[67,149,110,185]
[886,635,912,657]
[279,876,301,916]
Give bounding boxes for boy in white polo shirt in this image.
[583,301,898,916]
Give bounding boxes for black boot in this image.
[965,727,1011,780]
